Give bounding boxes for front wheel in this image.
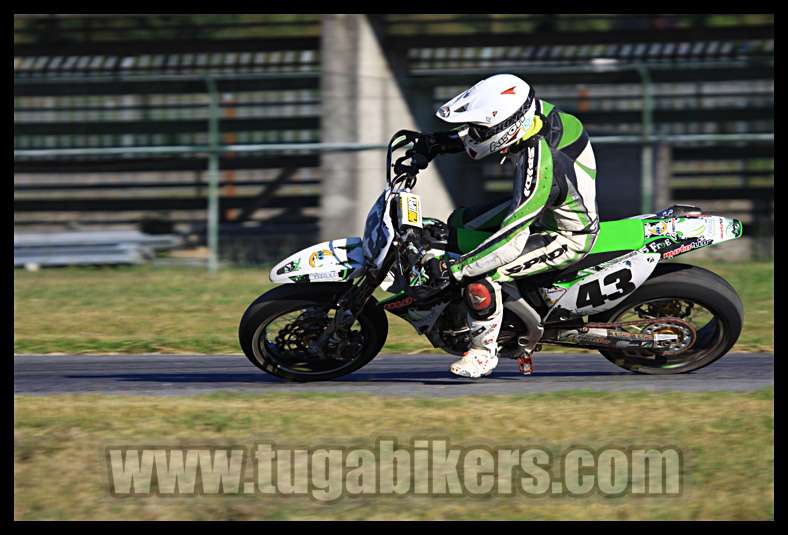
[239,283,388,382]
[591,264,743,375]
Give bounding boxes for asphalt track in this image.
[14,352,773,397]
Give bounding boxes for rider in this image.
[410,73,599,378]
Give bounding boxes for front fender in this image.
[270,237,365,284]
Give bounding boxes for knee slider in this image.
[464,279,497,319]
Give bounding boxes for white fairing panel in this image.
[269,238,365,284]
[547,251,661,321]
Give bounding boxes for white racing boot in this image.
[449,277,503,378]
[450,349,499,378]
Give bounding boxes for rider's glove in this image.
[425,256,452,290]
[406,134,440,169]
[405,256,457,300]
[405,131,465,171]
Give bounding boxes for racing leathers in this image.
[423,99,599,367]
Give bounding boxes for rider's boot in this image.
[450,348,499,378]
[450,278,502,378]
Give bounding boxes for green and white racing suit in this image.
[445,99,599,356]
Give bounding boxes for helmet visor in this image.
[464,86,535,143]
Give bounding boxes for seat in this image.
[447,218,647,256]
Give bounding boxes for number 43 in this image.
[576,269,636,308]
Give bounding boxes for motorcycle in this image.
[239,130,744,382]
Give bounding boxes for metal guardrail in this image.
[11,134,775,158]
[14,230,182,268]
[13,132,774,270]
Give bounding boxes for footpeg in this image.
[517,354,534,375]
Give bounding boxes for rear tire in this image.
[239,283,388,382]
[591,264,743,374]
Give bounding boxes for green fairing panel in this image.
[450,219,647,255]
[588,219,647,253]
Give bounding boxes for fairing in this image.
[269,238,365,284]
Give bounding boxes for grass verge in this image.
[13,261,772,355]
[14,389,773,520]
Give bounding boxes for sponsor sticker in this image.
[309,249,333,268]
[726,219,742,239]
[703,216,726,241]
[489,113,527,153]
[674,218,706,239]
[309,271,341,281]
[407,197,419,223]
[399,193,422,228]
[644,219,676,238]
[660,238,712,259]
[593,250,640,271]
[276,258,301,275]
[645,238,674,253]
[383,296,416,311]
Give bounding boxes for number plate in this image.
[398,193,423,228]
[545,251,660,321]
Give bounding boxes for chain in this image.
[586,316,691,331]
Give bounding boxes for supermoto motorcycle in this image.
[239,130,744,382]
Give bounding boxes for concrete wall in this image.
[320,14,454,242]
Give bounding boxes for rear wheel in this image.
[239,283,388,382]
[591,264,743,374]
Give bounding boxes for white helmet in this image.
[435,73,536,160]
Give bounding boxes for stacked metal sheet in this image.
[14,230,182,267]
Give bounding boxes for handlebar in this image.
[386,129,427,188]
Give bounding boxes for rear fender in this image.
[269,238,365,284]
[592,214,743,256]
[640,215,743,259]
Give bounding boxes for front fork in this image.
[312,251,397,355]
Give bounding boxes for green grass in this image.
[13,261,772,355]
[14,389,773,520]
[682,259,773,352]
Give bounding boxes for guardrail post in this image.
[654,143,672,210]
[636,64,654,214]
[206,77,220,273]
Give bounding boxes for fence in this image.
[15,17,774,266]
[14,133,774,270]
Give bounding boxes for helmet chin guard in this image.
[435,73,536,160]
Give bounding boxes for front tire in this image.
[591,263,743,374]
[239,283,388,382]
